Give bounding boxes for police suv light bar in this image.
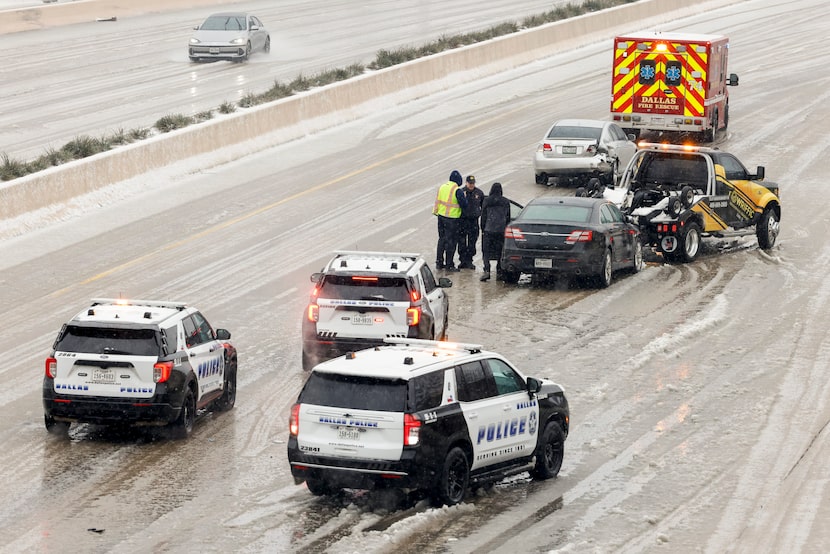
[90,298,188,310]
[383,337,483,353]
[333,250,421,259]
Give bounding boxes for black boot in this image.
[480,262,491,281]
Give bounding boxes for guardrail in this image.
[0,0,741,220]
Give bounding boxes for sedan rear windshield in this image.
[547,125,601,140]
[55,325,161,357]
[319,276,411,302]
[520,204,592,223]
[300,373,407,412]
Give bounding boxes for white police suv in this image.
[287,338,569,506]
[301,251,452,370]
[43,298,238,438]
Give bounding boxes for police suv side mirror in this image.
[526,377,542,395]
[727,73,739,86]
[216,328,231,340]
[310,272,323,283]
[438,277,453,288]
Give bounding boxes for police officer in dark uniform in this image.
[458,175,485,269]
[480,182,512,281]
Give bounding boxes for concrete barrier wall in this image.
[0,0,742,220]
[0,0,231,33]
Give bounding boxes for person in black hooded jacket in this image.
[479,182,511,281]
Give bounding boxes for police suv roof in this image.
[71,298,189,326]
[312,339,494,380]
[323,251,420,275]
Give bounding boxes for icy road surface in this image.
[1,0,829,552]
[1,0,572,162]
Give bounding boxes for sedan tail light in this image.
[565,230,594,243]
[587,144,597,154]
[45,357,57,379]
[505,226,525,240]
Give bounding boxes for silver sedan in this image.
[533,119,637,187]
[188,12,270,63]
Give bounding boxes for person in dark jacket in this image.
[433,170,467,271]
[458,175,485,269]
[479,182,511,281]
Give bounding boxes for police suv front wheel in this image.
[433,447,470,506]
[532,423,565,480]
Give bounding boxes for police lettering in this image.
[476,416,527,444]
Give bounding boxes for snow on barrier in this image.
[0,0,741,220]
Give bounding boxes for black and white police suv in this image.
[287,338,569,506]
[301,251,452,370]
[43,298,238,438]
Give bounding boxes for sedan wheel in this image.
[264,36,271,53]
[632,240,645,272]
[595,249,612,288]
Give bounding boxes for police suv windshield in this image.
[55,325,161,356]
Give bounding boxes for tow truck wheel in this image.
[756,208,780,250]
[301,348,315,371]
[535,173,548,185]
[667,197,683,218]
[680,186,694,208]
[632,240,645,273]
[678,222,702,263]
[705,110,718,142]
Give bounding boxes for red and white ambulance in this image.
[610,32,738,142]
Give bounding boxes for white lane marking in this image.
[276,287,297,300]
[385,228,417,243]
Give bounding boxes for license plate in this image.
[337,427,360,440]
[92,369,115,383]
[209,48,219,54]
[352,314,373,325]
[534,258,553,269]
[562,145,577,154]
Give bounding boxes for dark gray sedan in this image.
[188,12,270,62]
[500,196,644,287]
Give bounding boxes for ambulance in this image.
[610,32,738,141]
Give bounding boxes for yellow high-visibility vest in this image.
[433,182,462,218]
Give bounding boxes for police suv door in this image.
[419,265,447,338]
[182,312,224,399]
[456,359,538,470]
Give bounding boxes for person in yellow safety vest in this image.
[433,170,467,272]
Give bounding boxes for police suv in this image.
[301,251,452,370]
[287,338,569,506]
[43,298,238,438]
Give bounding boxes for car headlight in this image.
[229,37,246,45]
[189,38,200,44]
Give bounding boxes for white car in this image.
[301,251,452,370]
[288,338,570,506]
[188,12,270,62]
[533,119,637,187]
